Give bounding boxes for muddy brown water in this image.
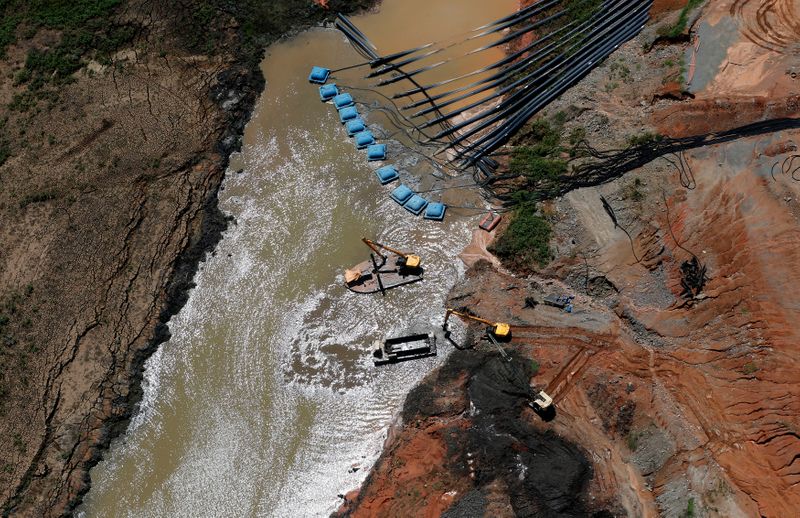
[80,0,516,515]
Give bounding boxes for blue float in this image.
[319,84,338,101]
[390,184,414,205]
[308,66,330,84]
[375,165,399,185]
[424,202,446,221]
[367,144,386,161]
[333,93,354,109]
[339,106,359,123]
[346,118,366,136]
[404,195,429,215]
[354,131,375,149]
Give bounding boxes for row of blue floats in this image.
[309,66,446,222]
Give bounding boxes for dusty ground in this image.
[0,1,373,516]
[336,1,800,517]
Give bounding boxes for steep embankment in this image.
[336,1,800,516]
[0,1,373,515]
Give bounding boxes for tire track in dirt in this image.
[730,0,800,54]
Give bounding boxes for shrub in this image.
[627,132,663,147]
[510,150,568,183]
[490,203,552,269]
[742,362,758,375]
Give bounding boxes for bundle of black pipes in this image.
[334,0,653,180]
[495,117,800,203]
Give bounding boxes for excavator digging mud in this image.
[344,238,424,294]
[442,308,553,416]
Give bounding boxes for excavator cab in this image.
[362,238,421,271]
[398,254,421,269]
[492,322,511,338]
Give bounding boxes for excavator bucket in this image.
[344,268,362,284]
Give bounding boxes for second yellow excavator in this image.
[361,238,421,269]
[443,308,511,338]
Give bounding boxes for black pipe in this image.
[456,11,650,165]
[432,1,647,142]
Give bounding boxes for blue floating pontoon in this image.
[404,195,429,215]
[354,131,375,149]
[375,165,399,185]
[339,106,359,123]
[319,83,338,101]
[424,202,446,221]
[333,93,354,109]
[367,144,386,161]
[308,66,330,84]
[390,184,414,205]
[346,118,366,136]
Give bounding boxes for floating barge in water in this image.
[345,238,423,294]
[372,332,436,366]
[345,255,423,294]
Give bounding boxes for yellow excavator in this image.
[443,308,511,338]
[344,238,422,286]
[361,238,421,269]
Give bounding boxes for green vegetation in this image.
[686,497,696,517]
[1,0,136,110]
[494,114,594,270]
[0,117,9,166]
[490,194,553,269]
[565,0,603,27]
[659,0,705,39]
[622,178,645,202]
[626,430,643,451]
[530,360,540,376]
[0,139,8,167]
[627,132,664,147]
[509,118,569,185]
[19,190,58,208]
[608,61,633,84]
[742,362,758,375]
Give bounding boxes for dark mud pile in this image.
[441,351,594,517]
[341,347,606,517]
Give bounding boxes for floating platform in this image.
[319,84,338,101]
[346,118,366,136]
[339,106,359,123]
[354,130,375,149]
[333,93,354,109]
[373,332,437,366]
[345,255,423,294]
[308,66,330,84]
[367,144,386,161]
[424,202,446,221]
[375,165,399,184]
[404,194,428,215]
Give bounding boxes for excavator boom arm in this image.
[362,238,410,258]
[445,309,493,326]
[361,238,387,257]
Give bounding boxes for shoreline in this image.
[0,1,378,514]
[69,4,383,513]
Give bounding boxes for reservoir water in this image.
[80,0,516,515]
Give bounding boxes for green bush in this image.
[742,362,758,375]
[490,203,552,269]
[659,0,704,38]
[2,0,135,110]
[510,149,567,183]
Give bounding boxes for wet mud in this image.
[340,349,606,517]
